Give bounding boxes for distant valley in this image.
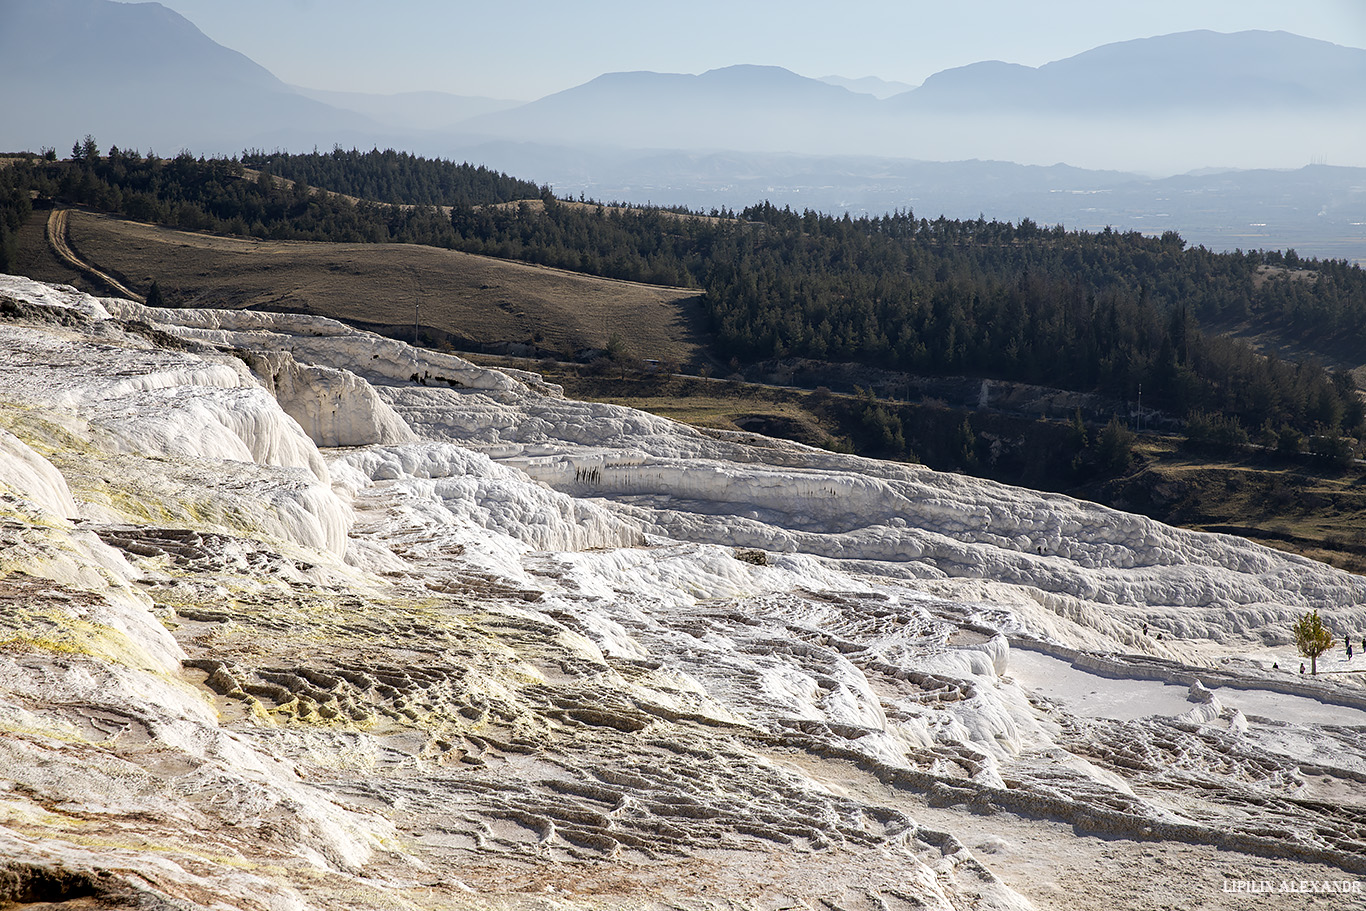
[463,148,1366,266]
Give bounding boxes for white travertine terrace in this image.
[3,273,1365,910]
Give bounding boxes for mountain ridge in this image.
[445,30,1366,171]
[289,86,523,132]
[896,29,1366,112]
[5,1,1362,172]
[0,0,281,89]
[0,0,378,153]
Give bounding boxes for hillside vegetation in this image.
[14,145,1361,439]
[0,145,545,257]
[5,144,1366,457]
[447,198,1366,442]
[239,147,549,207]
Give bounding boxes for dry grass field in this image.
[48,210,712,366]
[1122,446,1366,574]
[470,355,846,447]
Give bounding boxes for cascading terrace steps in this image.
[2,273,1364,910]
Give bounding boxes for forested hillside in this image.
[3,143,1365,446]
[448,198,1366,440]
[0,144,545,252]
[240,147,549,207]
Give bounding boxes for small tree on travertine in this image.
[1293,610,1335,675]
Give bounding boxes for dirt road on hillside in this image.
[46,207,144,302]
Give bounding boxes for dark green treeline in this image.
[448,198,1365,439]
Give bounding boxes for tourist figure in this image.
[1300,662,1306,674]
[1349,642,1355,660]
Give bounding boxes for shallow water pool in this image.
[1008,648,1366,727]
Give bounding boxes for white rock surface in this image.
[0,426,77,519]
[3,274,1365,911]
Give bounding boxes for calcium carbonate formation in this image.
[2,274,1364,911]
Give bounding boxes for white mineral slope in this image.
[0,494,403,911]
[0,277,353,556]
[101,296,561,397]
[0,425,76,520]
[0,278,1039,909]
[0,399,398,909]
[389,356,1366,659]
[0,426,183,674]
[4,274,1366,910]
[332,442,644,562]
[93,283,1366,656]
[236,348,417,449]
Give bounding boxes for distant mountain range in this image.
[899,29,1366,113]
[7,0,1363,167]
[289,88,522,132]
[465,30,1366,137]
[0,0,382,152]
[455,65,883,153]
[3,0,1364,261]
[450,34,1366,171]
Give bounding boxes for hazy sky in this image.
[125,0,1366,100]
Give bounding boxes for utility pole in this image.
[414,301,420,347]
[1137,384,1142,432]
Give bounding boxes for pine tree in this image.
[1096,416,1135,473]
[1293,611,1335,675]
[956,418,978,470]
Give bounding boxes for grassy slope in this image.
[44,210,713,368]
[1099,443,1366,574]
[13,207,1366,574]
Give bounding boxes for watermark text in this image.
[1223,880,1362,894]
